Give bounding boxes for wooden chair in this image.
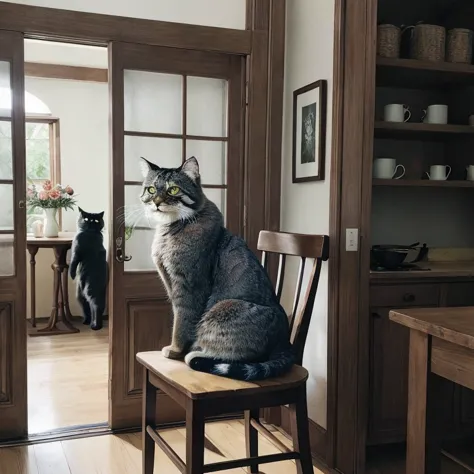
[137,230,329,474]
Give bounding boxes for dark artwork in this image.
[300,102,316,164]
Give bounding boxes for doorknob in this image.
[115,236,132,263]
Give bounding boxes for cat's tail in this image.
[187,346,295,381]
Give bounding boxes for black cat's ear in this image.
[78,207,84,215]
[181,156,200,181]
[140,157,160,178]
[98,211,105,218]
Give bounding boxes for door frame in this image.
[0,0,285,438]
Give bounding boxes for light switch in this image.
[346,228,359,252]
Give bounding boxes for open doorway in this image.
[18,39,109,435]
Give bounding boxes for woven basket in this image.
[447,28,473,63]
[377,24,401,58]
[410,24,446,62]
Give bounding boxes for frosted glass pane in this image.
[124,70,182,134]
[125,135,182,182]
[187,77,227,137]
[124,185,154,229]
[0,61,12,179]
[125,228,156,272]
[0,184,14,230]
[0,121,12,180]
[186,140,227,185]
[204,188,226,224]
[0,235,14,276]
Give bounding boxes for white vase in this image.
[43,208,59,238]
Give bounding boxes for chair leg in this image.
[142,368,157,474]
[245,409,259,473]
[290,385,313,474]
[186,400,205,474]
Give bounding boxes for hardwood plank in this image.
[389,307,474,349]
[0,446,39,474]
[33,442,70,474]
[27,322,108,434]
[374,121,474,140]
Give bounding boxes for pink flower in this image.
[39,191,48,200]
[27,188,35,197]
[65,186,74,195]
[43,180,52,191]
[49,190,60,200]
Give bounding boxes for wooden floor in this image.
[27,321,109,434]
[0,420,324,474]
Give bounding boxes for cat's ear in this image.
[140,157,160,178]
[181,156,200,181]
[98,211,104,218]
[78,207,84,215]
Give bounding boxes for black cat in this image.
[70,208,108,330]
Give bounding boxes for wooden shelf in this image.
[374,121,474,139]
[376,57,474,88]
[373,179,474,188]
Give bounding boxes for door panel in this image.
[0,31,27,440]
[109,42,244,428]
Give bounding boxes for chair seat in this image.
[137,351,308,400]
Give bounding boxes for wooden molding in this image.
[24,62,108,83]
[0,1,251,55]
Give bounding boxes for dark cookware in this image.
[371,242,429,270]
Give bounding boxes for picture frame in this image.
[292,79,327,183]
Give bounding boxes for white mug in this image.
[384,104,411,123]
[426,165,451,181]
[469,115,474,126]
[422,105,448,124]
[466,165,474,181]
[373,158,406,179]
[31,220,44,238]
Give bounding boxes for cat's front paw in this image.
[162,345,184,360]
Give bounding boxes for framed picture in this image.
[292,80,327,183]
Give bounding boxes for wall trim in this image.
[25,62,108,83]
[0,1,251,54]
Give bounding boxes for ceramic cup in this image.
[384,104,411,123]
[422,105,448,124]
[373,158,406,179]
[426,164,451,181]
[466,165,474,181]
[31,220,44,238]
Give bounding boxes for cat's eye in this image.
[167,186,180,196]
[147,186,156,195]
[94,220,99,223]
[84,218,89,221]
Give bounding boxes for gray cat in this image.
[140,156,294,381]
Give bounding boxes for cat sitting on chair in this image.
[140,156,294,381]
[70,208,108,331]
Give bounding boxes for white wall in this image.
[4,0,246,29]
[280,0,335,428]
[25,75,109,317]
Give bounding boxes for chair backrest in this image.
[257,230,330,365]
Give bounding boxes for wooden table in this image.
[389,307,474,474]
[27,232,79,337]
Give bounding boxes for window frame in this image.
[25,115,62,230]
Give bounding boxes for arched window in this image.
[0,87,52,115]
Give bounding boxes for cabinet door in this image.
[368,308,410,444]
[368,306,456,445]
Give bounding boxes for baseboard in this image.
[280,405,327,462]
[27,314,110,324]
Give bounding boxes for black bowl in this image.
[371,248,408,270]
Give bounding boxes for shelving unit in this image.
[367,1,474,467]
[373,179,474,187]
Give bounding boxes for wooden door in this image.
[108,42,244,428]
[0,31,27,440]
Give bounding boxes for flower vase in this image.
[43,208,59,238]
